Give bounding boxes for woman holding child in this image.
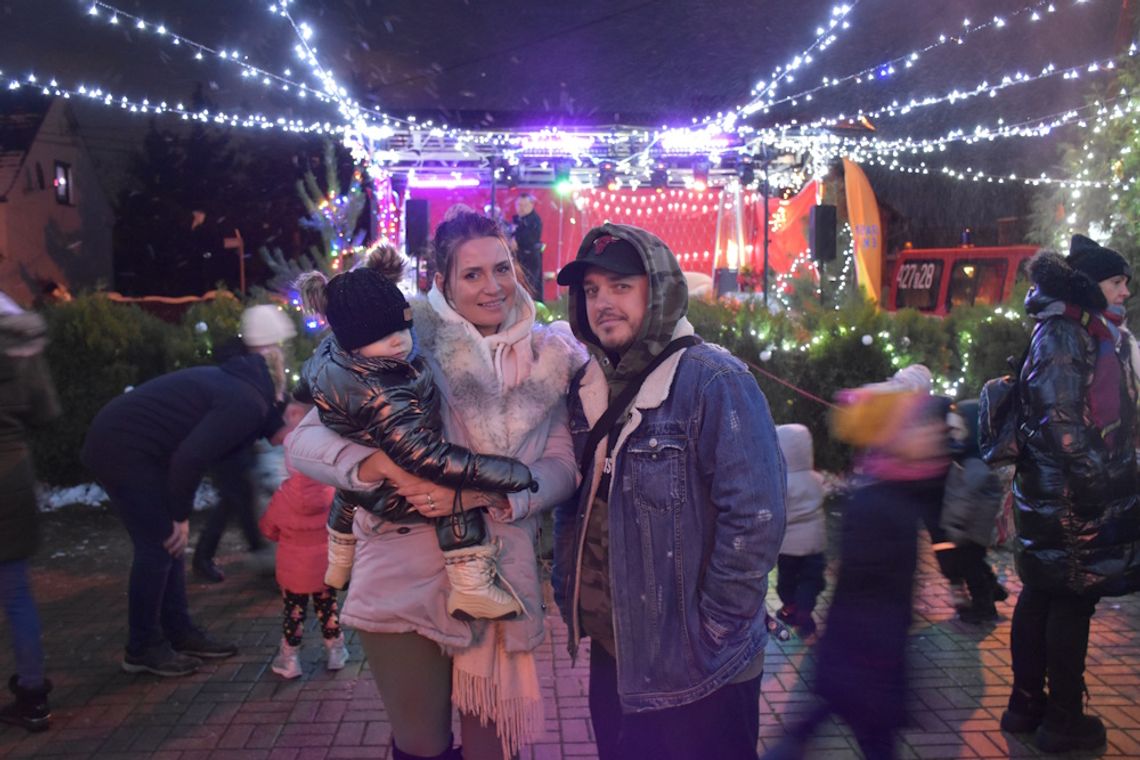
[287,208,585,760]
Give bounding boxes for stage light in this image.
[739,155,756,187]
[597,159,618,190]
[554,160,573,195]
[503,162,519,188]
[650,160,669,191]
[691,158,711,191]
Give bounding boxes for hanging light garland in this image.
[2,70,343,134]
[84,1,336,107]
[0,0,1113,196]
[745,0,1079,117]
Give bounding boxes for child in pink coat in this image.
[259,403,346,679]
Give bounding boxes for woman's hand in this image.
[396,475,512,520]
[394,471,462,519]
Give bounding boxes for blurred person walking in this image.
[766,368,951,760]
[0,293,60,731]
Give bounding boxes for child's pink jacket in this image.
[259,458,336,594]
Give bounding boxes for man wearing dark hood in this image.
[552,224,786,759]
[1000,235,1140,753]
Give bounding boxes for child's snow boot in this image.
[324,634,349,671]
[325,528,356,589]
[271,639,302,679]
[443,544,524,621]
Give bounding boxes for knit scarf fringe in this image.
[452,657,544,758]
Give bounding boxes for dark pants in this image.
[102,470,198,655]
[773,701,896,760]
[0,559,45,687]
[776,553,826,622]
[519,249,543,303]
[195,446,264,563]
[588,644,761,760]
[1009,584,1098,714]
[954,542,998,600]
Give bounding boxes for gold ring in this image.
[427,495,435,508]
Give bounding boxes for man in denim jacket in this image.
[553,223,786,759]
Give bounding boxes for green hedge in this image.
[686,295,1031,470]
[31,291,315,486]
[30,288,1030,485]
[544,291,1029,471]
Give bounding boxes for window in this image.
[893,259,943,311]
[946,260,1008,310]
[53,161,72,205]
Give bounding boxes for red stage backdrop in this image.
[405,180,820,301]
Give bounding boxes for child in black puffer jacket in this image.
[296,245,536,621]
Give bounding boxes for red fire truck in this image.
[884,245,1038,316]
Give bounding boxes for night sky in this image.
[0,1,1129,183]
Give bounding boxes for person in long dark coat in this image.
[0,294,60,732]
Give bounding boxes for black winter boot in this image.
[391,737,458,760]
[1034,704,1106,753]
[958,586,998,624]
[1000,687,1046,734]
[0,674,52,732]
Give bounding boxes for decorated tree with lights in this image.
[259,140,371,294]
[298,141,369,266]
[1030,56,1140,264]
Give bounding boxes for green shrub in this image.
[32,286,1032,486]
[30,295,197,485]
[30,290,324,486]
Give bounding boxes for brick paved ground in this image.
[1,503,1138,759]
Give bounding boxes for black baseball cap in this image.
[557,234,646,286]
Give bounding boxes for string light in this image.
[84,0,336,107]
[3,72,343,135]
[739,3,858,118]
[750,0,1069,117]
[22,0,1120,196]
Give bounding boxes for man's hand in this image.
[164,520,190,557]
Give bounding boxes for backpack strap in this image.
[578,335,701,473]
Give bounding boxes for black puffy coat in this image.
[1012,251,1140,596]
[298,334,535,522]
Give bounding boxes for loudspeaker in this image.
[404,199,430,259]
[714,268,739,297]
[810,204,837,262]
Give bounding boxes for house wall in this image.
[0,100,113,308]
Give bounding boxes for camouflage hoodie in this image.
[566,223,689,396]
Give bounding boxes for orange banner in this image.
[842,158,883,304]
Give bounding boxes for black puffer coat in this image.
[0,309,61,562]
[1013,251,1140,596]
[298,334,535,522]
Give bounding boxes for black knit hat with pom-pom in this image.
[325,268,412,351]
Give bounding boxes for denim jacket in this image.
[552,336,786,712]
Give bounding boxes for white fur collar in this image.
[413,295,586,456]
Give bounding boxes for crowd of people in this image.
[2,213,1139,760]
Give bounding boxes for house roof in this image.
[0,92,52,201]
